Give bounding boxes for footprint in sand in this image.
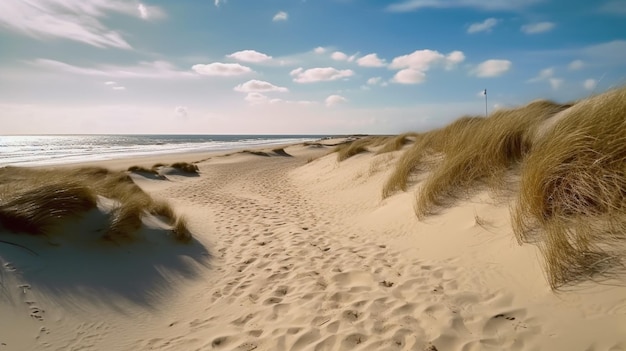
[3,262,16,272]
[29,305,45,321]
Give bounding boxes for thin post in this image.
[484,89,488,117]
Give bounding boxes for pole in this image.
[484,89,488,117]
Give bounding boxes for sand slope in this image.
[1,143,625,350]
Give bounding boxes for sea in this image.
[0,135,331,167]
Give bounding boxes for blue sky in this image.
[1,0,625,134]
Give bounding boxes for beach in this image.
[1,134,625,351]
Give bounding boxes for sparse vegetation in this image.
[334,137,386,161]
[376,133,418,155]
[171,162,199,173]
[378,86,625,288]
[0,166,191,243]
[272,148,292,157]
[511,87,626,288]
[0,182,97,235]
[242,150,270,157]
[128,165,159,175]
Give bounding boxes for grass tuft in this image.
[128,165,159,175]
[0,166,192,243]
[172,216,192,243]
[0,183,97,235]
[376,133,418,155]
[511,87,626,288]
[334,137,385,162]
[170,162,199,173]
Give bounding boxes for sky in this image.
[1,0,626,135]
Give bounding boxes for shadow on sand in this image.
[0,215,211,311]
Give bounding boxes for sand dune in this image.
[0,141,624,350]
[1,89,626,350]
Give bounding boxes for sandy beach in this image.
[1,130,625,351]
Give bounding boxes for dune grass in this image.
[414,100,571,217]
[510,87,626,288]
[334,137,387,161]
[128,162,199,176]
[376,133,419,155]
[378,86,625,287]
[0,182,97,235]
[272,148,292,157]
[382,118,489,198]
[381,101,569,212]
[128,165,159,175]
[0,166,192,243]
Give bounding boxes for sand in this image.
[1,141,625,350]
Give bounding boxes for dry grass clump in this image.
[376,133,419,155]
[172,216,192,242]
[0,166,191,243]
[0,183,97,235]
[511,87,626,288]
[381,86,624,287]
[334,137,386,161]
[170,162,199,173]
[382,131,443,198]
[241,150,270,157]
[128,165,159,175]
[412,101,570,217]
[272,148,292,157]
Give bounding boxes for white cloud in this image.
[549,78,563,90]
[175,106,188,118]
[521,21,555,34]
[445,51,465,69]
[568,59,584,70]
[331,51,347,61]
[357,53,386,67]
[387,0,543,12]
[528,67,555,82]
[112,86,126,90]
[314,47,327,54]
[192,62,253,76]
[234,80,288,93]
[387,49,464,83]
[471,59,512,77]
[290,67,355,83]
[389,49,464,71]
[583,78,597,90]
[325,95,347,107]
[0,0,165,49]
[331,51,357,62]
[215,0,224,7]
[467,18,499,33]
[527,67,563,89]
[367,77,382,85]
[273,11,288,21]
[227,50,272,63]
[32,59,195,78]
[137,3,148,19]
[392,69,426,84]
[104,81,117,85]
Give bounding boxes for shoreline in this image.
[0,134,334,169]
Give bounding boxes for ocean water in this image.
[0,135,328,167]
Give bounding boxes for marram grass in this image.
[0,166,192,243]
[381,86,625,288]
